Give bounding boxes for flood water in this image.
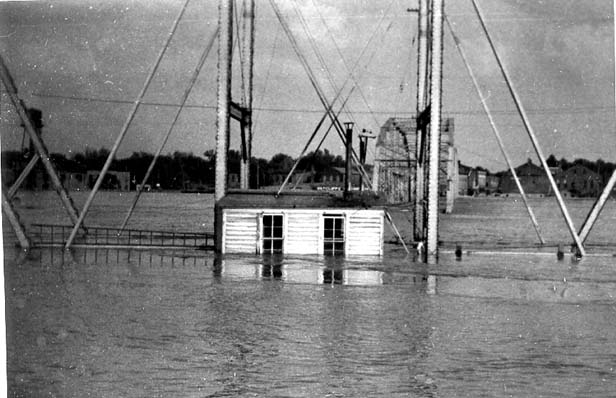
[3,192,616,397]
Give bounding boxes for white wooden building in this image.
[215,191,385,256]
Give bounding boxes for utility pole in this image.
[215,0,233,202]
[414,0,430,244]
[240,0,255,189]
[358,129,376,191]
[344,122,354,194]
[426,0,445,259]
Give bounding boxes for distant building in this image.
[267,166,373,191]
[559,164,602,197]
[86,170,131,191]
[468,168,487,195]
[60,171,87,191]
[499,159,551,195]
[57,158,87,191]
[372,117,456,204]
[457,164,498,196]
[486,174,500,195]
[228,172,241,189]
[458,163,471,195]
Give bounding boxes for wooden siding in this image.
[346,211,384,255]
[222,208,384,256]
[223,210,259,254]
[285,211,320,254]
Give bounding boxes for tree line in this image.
[545,154,616,183]
[3,147,614,190]
[1,147,347,190]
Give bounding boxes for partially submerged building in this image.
[86,170,131,191]
[215,191,385,256]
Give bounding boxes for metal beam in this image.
[118,26,219,233]
[578,169,616,243]
[8,154,39,199]
[0,55,82,228]
[444,15,545,245]
[470,0,585,256]
[269,0,373,191]
[2,187,30,250]
[65,0,192,249]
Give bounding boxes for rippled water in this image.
[3,192,616,396]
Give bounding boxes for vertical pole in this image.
[0,56,82,227]
[359,136,367,191]
[426,0,444,258]
[216,0,233,202]
[344,122,354,193]
[372,146,381,193]
[414,0,429,242]
[240,0,255,189]
[445,146,455,213]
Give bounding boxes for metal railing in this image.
[31,223,214,250]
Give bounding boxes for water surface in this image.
[4,192,616,396]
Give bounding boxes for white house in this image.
[215,191,385,256]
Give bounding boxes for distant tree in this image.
[228,150,242,174]
[546,154,559,167]
[268,153,295,172]
[250,157,269,188]
[559,157,571,171]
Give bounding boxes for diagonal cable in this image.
[118,26,219,233]
[65,0,192,248]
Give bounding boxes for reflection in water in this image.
[27,246,209,269]
[5,247,616,397]
[322,268,344,284]
[215,255,386,286]
[260,254,284,280]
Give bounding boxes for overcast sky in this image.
[1,0,614,171]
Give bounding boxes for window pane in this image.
[273,226,283,238]
[273,215,283,228]
[264,226,272,238]
[263,215,273,228]
[323,269,333,284]
[323,216,344,255]
[273,239,283,253]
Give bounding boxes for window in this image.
[262,214,284,254]
[323,214,345,255]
